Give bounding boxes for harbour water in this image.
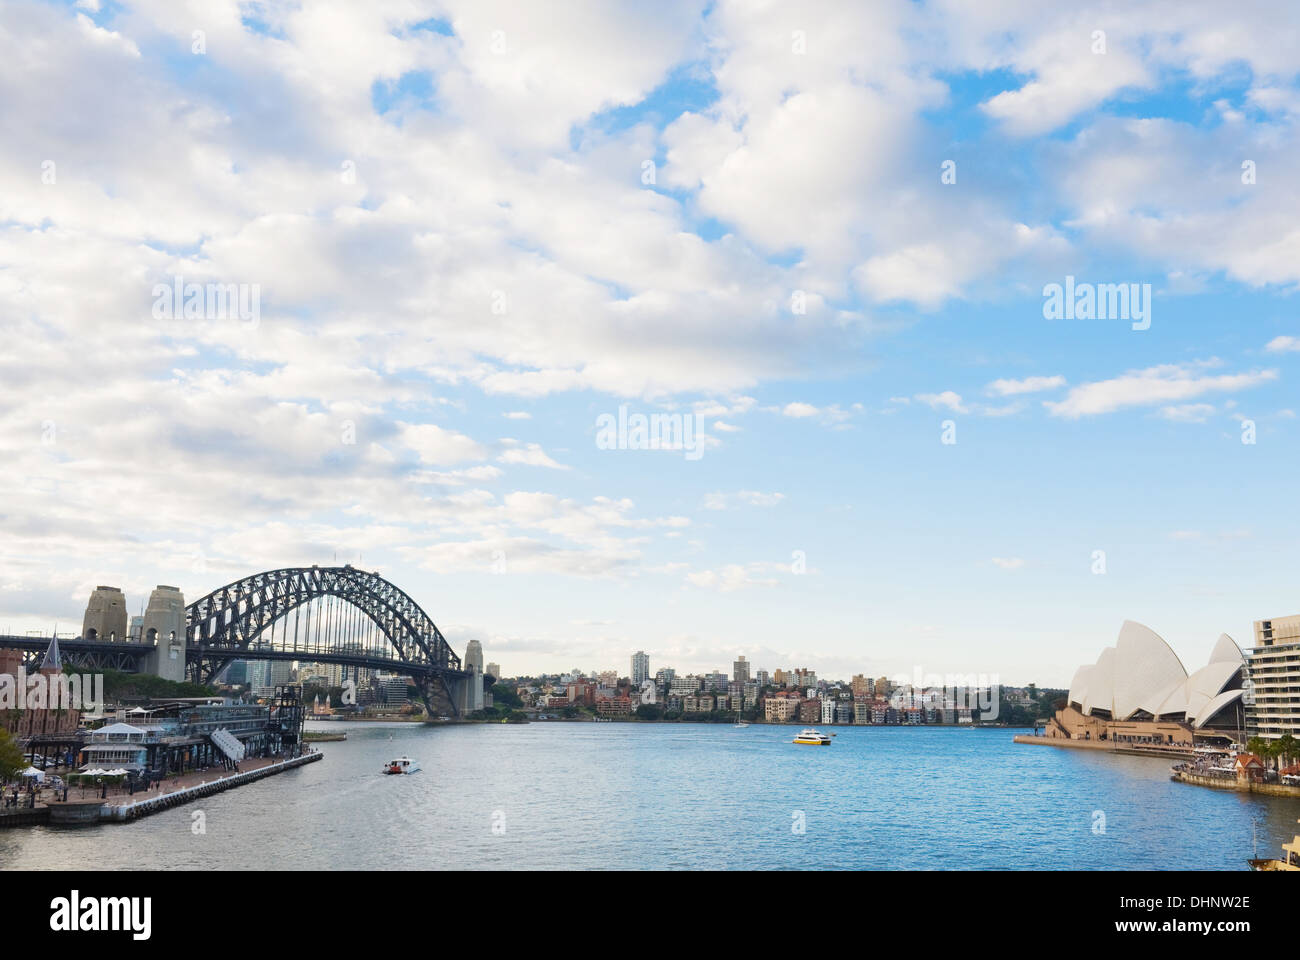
[3,723,1298,870]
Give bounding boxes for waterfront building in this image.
[597,695,634,716]
[799,699,821,723]
[1247,615,1300,742]
[631,651,650,687]
[567,681,596,706]
[733,656,750,684]
[764,696,800,722]
[79,696,302,775]
[1044,621,1247,747]
[670,675,702,696]
[460,639,486,713]
[0,637,82,739]
[853,701,871,724]
[835,701,854,725]
[222,660,248,685]
[377,674,410,705]
[820,698,835,724]
[82,585,128,642]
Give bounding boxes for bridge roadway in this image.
[0,634,436,678]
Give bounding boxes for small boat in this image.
[792,728,831,745]
[383,756,420,775]
[733,706,749,728]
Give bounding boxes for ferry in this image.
[1249,818,1300,871]
[792,728,831,745]
[383,756,421,775]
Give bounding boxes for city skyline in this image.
[3,2,1300,689]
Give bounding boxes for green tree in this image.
[492,684,523,709]
[1276,734,1299,769]
[0,728,24,783]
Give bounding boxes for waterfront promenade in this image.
[1013,733,1195,759]
[1,751,323,828]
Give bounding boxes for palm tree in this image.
[1277,734,1299,770]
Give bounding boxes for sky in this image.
[1,0,1299,687]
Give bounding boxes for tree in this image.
[1276,734,1299,769]
[0,728,24,783]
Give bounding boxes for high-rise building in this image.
[733,655,750,684]
[851,674,873,699]
[756,670,770,688]
[655,667,676,687]
[461,639,486,713]
[487,662,501,680]
[1248,615,1300,742]
[631,651,650,686]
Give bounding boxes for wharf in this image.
[1013,734,1195,759]
[1171,770,1300,798]
[1,751,323,828]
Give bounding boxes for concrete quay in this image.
[1012,733,1195,759]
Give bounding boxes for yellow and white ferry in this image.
[1249,818,1300,871]
[792,728,831,745]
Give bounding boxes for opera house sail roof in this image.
[1067,621,1245,729]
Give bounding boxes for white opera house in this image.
[1043,621,1248,748]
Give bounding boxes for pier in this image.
[4,751,323,828]
[1013,733,1195,759]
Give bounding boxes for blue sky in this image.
[2,0,1299,687]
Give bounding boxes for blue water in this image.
[3,723,1297,869]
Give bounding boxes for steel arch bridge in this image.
[185,565,470,715]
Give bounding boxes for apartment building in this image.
[1248,615,1300,741]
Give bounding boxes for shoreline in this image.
[1012,733,1195,759]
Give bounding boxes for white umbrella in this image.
[21,766,44,780]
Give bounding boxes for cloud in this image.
[986,375,1066,396]
[915,391,968,414]
[1159,403,1216,423]
[990,557,1024,570]
[497,442,569,470]
[1266,335,1300,353]
[1044,365,1278,418]
[702,491,785,510]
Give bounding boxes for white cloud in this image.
[1266,335,1300,353]
[497,442,569,470]
[915,391,968,414]
[990,557,1024,570]
[1044,364,1278,418]
[986,375,1066,396]
[703,491,785,510]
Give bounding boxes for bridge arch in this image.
[185,567,463,697]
